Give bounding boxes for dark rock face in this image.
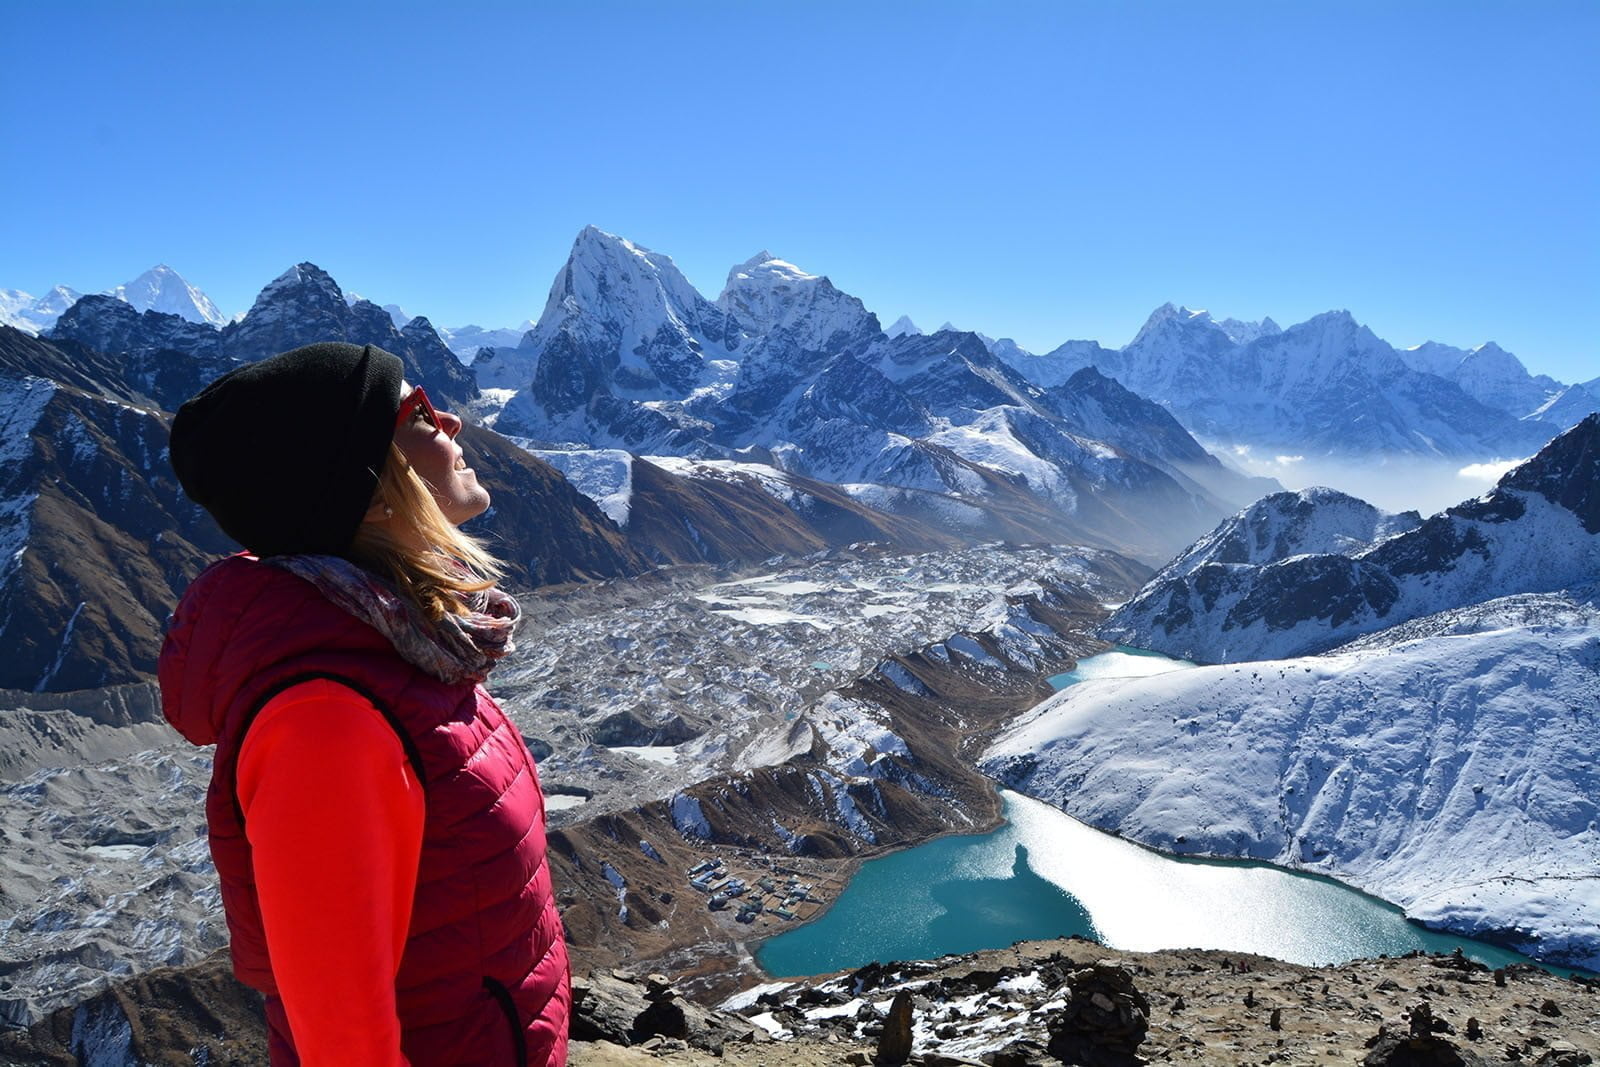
[46,296,237,410]
[1235,556,1401,631]
[1500,413,1600,534]
[1046,366,1214,467]
[1045,963,1152,1066]
[529,329,611,417]
[49,294,223,363]
[782,352,930,440]
[882,330,1047,419]
[1366,515,1492,578]
[219,263,478,407]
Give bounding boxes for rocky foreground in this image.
[5,936,1596,1065]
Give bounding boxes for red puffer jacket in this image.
[160,554,569,1065]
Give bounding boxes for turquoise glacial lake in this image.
[756,648,1558,979]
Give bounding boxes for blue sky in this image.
[2,1,1595,381]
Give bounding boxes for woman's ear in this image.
[362,498,394,524]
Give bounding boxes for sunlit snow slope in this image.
[986,587,1600,970]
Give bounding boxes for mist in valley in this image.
[1220,447,1528,518]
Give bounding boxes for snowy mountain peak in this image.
[1279,309,1380,353]
[0,286,84,334]
[257,262,343,303]
[1128,303,1218,347]
[107,265,228,327]
[549,226,708,324]
[1215,315,1283,345]
[721,251,819,297]
[885,315,922,338]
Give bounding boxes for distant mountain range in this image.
[8,241,1593,461]
[5,232,1595,691]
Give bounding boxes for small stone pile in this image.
[1044,962,1152,1066]
[1362,1000,1488,1066]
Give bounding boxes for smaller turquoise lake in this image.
[756,647,1561,979]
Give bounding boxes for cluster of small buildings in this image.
[686,858,822,924]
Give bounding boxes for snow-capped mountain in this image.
[884,315,921,338]
[480,229,1243,558]
[985,584,1600,970]
[106,265,228,327]
[1103,414,1600,662]
[481,226,743,413]
[1399,340,1565,423]
[1008,304,1563,458]
[1038,366,1280,507]
[997,339,1115,390]
[1214,315,1281,345]
[3,268,227,335]
[437,322,534,362]
[1528,382,1600,430]
[1151,487,1421,581]
[712,252,881,433]
[0,286,83,334]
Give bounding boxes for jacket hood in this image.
[159,554,391,746]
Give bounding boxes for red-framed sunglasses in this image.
[395,386,441,431]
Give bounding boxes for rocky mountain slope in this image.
[0,327,651,692]
[1104,414,1600,663]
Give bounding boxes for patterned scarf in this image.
[266,554,520,685]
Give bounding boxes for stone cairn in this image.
[1044,962,1152,1067]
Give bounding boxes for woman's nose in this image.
[440,409,464,438]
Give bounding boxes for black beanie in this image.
[170,342,405,557]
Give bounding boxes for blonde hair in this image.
[347,443,504,622]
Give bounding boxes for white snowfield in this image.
[983,587,1600,971]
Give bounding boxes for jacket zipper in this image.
[482,976,527,1063]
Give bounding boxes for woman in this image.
[159,342,569,1065]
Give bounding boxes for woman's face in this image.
[393,384,491,525]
